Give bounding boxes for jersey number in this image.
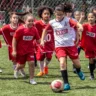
[45,34,51,42]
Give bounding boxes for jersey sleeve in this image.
[45,24,53,31]
[69,18,77,28]
[14,28,22,40]
[34,28,40,40]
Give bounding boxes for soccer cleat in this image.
[14,70,19,79]
[44,66,48,75]
[36,72,44,76]
[19,69,26,77]
[77,71,85,80]
[90,74,94,80]
[30,79,37,85]
[64,83,70,91]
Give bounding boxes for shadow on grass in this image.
[0,76,29,80]
[23,81,52,85]
[35,74,61,78]
[75,85,96,90]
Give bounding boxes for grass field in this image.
[0,45,96,96]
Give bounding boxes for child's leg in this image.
[89,58,95,80]
[14,63,25,78]
[59,57,70,90]
[36,52,45,76]
[72,59,85,80]
[28,61,37,85]
[44,52,53,75]
[72,47,82,73]
[34,53,37,67]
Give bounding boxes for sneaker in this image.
[64,83,70,91]
[19,69,26,77]
[0,69,2,73]
[44,66,48,75]
[14,70,18,79]
[36,72,44,77]
[77,71,85,80]
[90,74,94,80]
[30,79,37,85]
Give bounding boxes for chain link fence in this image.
[0,0,96,24]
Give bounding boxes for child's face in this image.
[66,12,72,17]
[42,9,51,21]
[74,12,81,21]
[10,14,18,24]
[88,13,96,24]
[25,16,34,27]
[93,9,96,15]
[54,11,64,21]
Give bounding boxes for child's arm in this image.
[12,37,17,58]
[40,29,48,46]
[75,32,80,47]
[70,19,83,32]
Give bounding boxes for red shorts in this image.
[36,51,53,61]
[16,52,34,64]
[55,46,78,59]
[85,49,96,58]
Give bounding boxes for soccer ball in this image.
[50,79,64,92]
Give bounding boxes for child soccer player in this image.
[0,12,25,76]
[74,11,85,24]
[35,6,54,76]
[12,13,40,84]
[41,3,85,90]
[81,12,96,80]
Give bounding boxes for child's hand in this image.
[40,40,45,47]
[12,51,17,58]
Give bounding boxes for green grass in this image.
[0,46,96,96]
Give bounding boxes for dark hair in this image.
[55,2,73,13]
[9,12,18,18]
[16,8,32,24]
[38,6,53,18]
[88,12,96,17]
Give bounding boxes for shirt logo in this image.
[55,29,68,35]
[86,32,95,37]
[23,36,33,41]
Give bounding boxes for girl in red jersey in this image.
[35,6,54,76]
[41,3,85,90]
[81,12,96,80]
[12,14,40,84]
[0,12,25,76]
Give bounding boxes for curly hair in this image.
[38,6,53,18]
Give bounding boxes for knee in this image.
[60,63,66,69]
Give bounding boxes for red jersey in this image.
[81,23,96,50]
[35,20,54,52]
[0,24,17,47]
[14,25,40,55]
